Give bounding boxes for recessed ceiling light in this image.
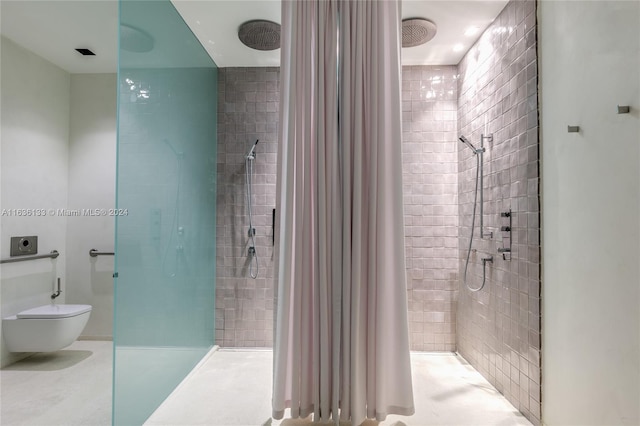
[453,44,464,52]
[464,26,480,37]
[75,48,95,56]
[120,24,154,53]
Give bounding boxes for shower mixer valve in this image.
[499,209,512,260]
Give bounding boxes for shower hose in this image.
[246,155,258,279]
[463,152,488,292]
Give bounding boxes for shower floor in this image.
[146,349,532,426]
[1,341,532,426]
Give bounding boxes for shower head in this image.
[458,135,479,154]
[247,139,259,160]
[238,20,280,51]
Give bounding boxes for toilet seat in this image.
[16,304,92,319]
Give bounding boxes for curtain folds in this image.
[273,1,414,424]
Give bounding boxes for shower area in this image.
[215,0,540,424]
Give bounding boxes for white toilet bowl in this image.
[2,304,92,352]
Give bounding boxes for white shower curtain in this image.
[273,1,414,424]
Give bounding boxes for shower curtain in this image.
[273,1,414,424]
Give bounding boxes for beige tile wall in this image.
[456,0,541,424]
[215,67,279,347]
[216,65,462,351]
[401,66,459,352]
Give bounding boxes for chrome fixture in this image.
[567,125,580,133]
[459,134,492,239]
[246,139,260,279]
[247,139,259,160]
[51,277,62,300]
[89,249,114,257]
[499,210,512,260]
[460,134,493,292]
[617,105,630,114]
[1,250,59,264]
[458,135,482,154]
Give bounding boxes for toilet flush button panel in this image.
[10,236,38,256]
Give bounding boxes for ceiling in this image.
[173,0,509,67]
[0,0,508,73]
[0,0,118,73]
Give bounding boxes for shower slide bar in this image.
[89,249,114,257]
[0,250,59,264]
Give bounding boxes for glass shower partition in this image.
[113,1,217,424]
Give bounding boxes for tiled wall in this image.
[217,65,461,351]
[401,66,459,352]
[216,67,279,347]
[456,0,541,424]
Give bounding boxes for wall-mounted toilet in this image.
[2,304,91,352]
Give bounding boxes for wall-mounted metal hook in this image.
[567,126,580,133]
[617,105,630,114]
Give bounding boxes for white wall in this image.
[66,74,117,339]
[1,38,117,365]
[540,2,640,425]
[0,36,70,367]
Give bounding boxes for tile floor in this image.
[0,340,112,426]
[1,341,532,426]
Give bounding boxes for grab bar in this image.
[89,249,114,257]
[0,250,59,264]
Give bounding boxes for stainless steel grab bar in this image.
[89,249,114,257]
[0,250,60,264]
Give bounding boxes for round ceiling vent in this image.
[120,23,154,53]
[402,18,437,48]
[238,20,281,51]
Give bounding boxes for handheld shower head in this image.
[458,135,479,154]
[247,139,259,159]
